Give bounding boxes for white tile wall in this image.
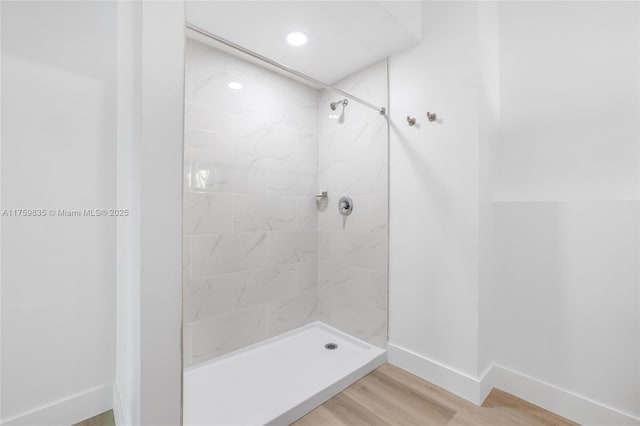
[190,307,268,364]
[318,231,388,272]
[183,40,321,366]
[183,39,389,367]
[296,261,318,292]
[191,233,267,277]
[184,274,234,323]
[233,265,297,310]
[266,286,320,338]
[266,230,318,266]
[183,192,233,235]
[317,261,388,347]
[316,60,389,347]
[232,194,296,232]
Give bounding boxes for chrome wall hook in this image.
[427,112,437,122]
[407,116,416,126]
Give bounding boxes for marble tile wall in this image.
[316,60,389,348]
[183,39,389,367]
[183,40,320,367]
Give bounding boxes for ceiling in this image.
[185,1,422,84]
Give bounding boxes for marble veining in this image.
[233,265,297,310]
[316,59,389,348]
[233,194,297,232]
[183,39,321,367]
[183,38,388,367]
[266,286,320,338]
[184,274,234,323]
[184,192,233,234]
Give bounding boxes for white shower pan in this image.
[183,321,387,426]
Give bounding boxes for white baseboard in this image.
[388,343,640,426]
[112,384,128,426]
[387,343,484,404]
[1,384,113,426]
[491,365,640,426]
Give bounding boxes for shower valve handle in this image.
[338,195,353,216]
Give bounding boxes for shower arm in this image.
[186,22,387,116]
[330,99,348,110]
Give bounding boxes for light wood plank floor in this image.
[293,364,579,426]
[72,365,577,426]
[72,410,115,426]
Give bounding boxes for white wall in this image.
[389,0,482,381]
[115,1,141,425]
[1,2,186,424]
[477,0,500,376]
[388,1,640,424]
[494,1,639,202]
[138,1,185,424]
[1,1,116,424]
[490,202,639,419]
[488,1,640,420]
[115,2,185,424]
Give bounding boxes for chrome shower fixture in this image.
[329,99,349,123]
[330,99,348,110]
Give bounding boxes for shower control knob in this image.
[338,195,353,216]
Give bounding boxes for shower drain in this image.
[324,343,338,350]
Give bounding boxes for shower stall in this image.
[181,25,389,424]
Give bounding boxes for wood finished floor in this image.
[72,410,115,426]
[293,364,579,426]
[73,364,577,426]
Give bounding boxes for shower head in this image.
[330,99,348,111]
[329,99,349,123]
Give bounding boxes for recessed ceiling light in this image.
[286,32,307,46]
[228,82,243,90]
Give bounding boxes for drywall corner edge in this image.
[112,384,127,426]
[138,1,184,424]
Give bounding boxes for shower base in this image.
[183,321,386,425]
